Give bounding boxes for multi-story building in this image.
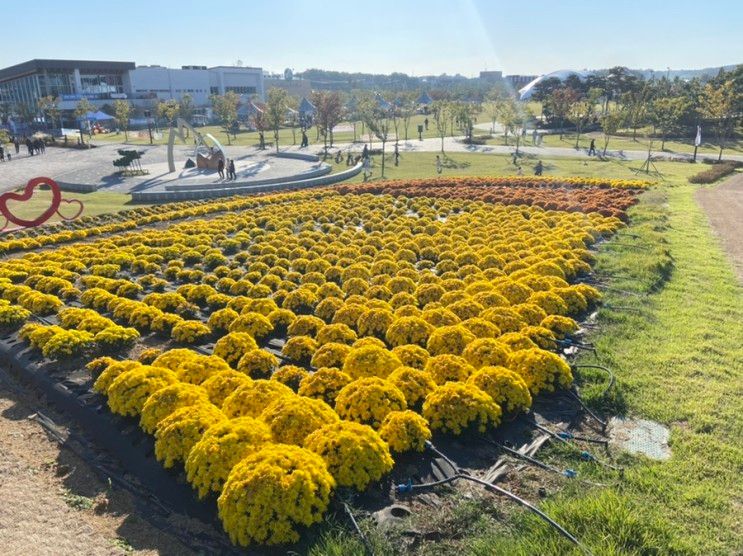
[505,74,539,89]
[479,70,503,83]
[0,58,265,122]
[0,59,135,109]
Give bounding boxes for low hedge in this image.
[688,161,742,184]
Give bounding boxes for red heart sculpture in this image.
[57,198,85,221]
[0,177,62,228]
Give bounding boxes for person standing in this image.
[217,157,225,179]
[301,130,308,148]
[394,143,400,166]
[532,129,538,145]
[229,159,236,180]
[534,160,543,176]
[362,156,372,182]
[424,117,429,131]
[362,143,369,160]
[435,155,442,174]
[14,137,20,154]
[588,138,596,156]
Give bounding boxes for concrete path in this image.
[285,135,743,163]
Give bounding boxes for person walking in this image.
[300,130,308,148]
[14,138,20,154]
[435,155,442,175]
[362,143,369,160]
[217,157,225,179]
[394,143,400,166]
[25,137,33,156]
[424,117,429,131]
[534,160,543,176]
[588,138,596,156]
[362,156,372,182]
[532,129,538,145]
[228,159,236,180]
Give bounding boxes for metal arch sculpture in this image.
[167,118,227,173]
[0,177,84,232]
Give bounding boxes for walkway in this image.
[695,173,743,282]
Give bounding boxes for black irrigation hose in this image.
[534,423,607,447]
[535,424,624,474]
[398,443,595,556]
[482,438,576,478]
[568,391,608,431]
[342,501,375,556]
[573,364,616,398]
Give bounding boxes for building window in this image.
[210,86,219,95]
[225,86,256,95]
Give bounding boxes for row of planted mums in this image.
[0,179,636,546]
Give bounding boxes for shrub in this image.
[213,332,259,367]
[271,365,310,392]
[140,382,209,434]
[378,410,432,453]
[342,345,402,379]
[154,402,225,468]
[218,444,334,546]
[424,354,476,385]
[688,160,741,184]
[222,379,294,418]
[171,320,212,344]
[509,348,573,394]
[201,369,252,406]
[467,366,532,413]
[236,349,279,379]
[185,417,272,499]
[334,377,406,427]
[107,366,178,416]
[260,395,339,445]
[388,366,437,408]
[462,338,510,369]
[298,367,352,405]
[422,382,501,435]
[175,354,232,385]
[426,325,476,356]
[304,421,393,490]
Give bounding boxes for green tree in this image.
[113,99,133,141]
[496,97,520,146]
[266,88,289,153]
[396,91,417,141]
[600,108,626,157]
[650,96,690,150]
[569,88,601,149]
[156,99,180,127]
[210,92,240,145]
[485,86,509,134]
[698,80,740,161]
[178,94,195,138]
[546,88,578,140]
[37,95,60,131]
[432,100,453,153]
[622,83,652,141]
[74,98,96,142]
[453,101,481,143]
[365,106,391,177]
[311,91,344,151]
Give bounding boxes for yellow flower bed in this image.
[218,444,334,546]
[185,417,272,499]
[334,377,407,428]
[0,184,632,547]
[378,410,432,453]
[304,421,393,490]
[422,382,502,435]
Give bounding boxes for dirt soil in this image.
[695,172,743,282]
[0,371,194,556]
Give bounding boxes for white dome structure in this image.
[518,70,592,100]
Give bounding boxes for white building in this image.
[127,65,264,106]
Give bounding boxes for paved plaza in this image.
[0,143,330,195]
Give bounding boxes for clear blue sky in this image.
[2,0,740,76]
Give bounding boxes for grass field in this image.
[488,130,743,157]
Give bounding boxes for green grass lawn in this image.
[3,190,139,228]
[490,131,743,157]
[340,150,701,183]
[90,113,446,148]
